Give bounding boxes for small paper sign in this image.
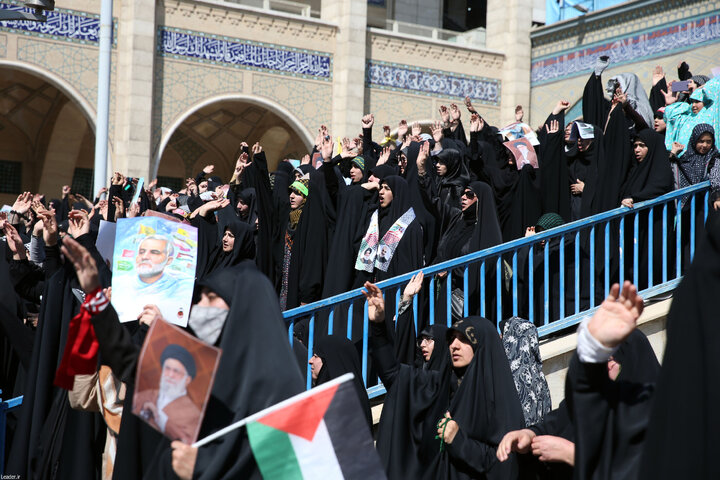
[569,122,595,141]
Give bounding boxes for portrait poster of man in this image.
[133,319,221,444]
[111,216,198,326]
[503,137,539,170]
[499,121,540,146]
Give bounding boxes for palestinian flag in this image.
[246,373,386,479]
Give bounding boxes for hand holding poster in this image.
[111,216,197,326]
[499,122,540,146]
[133,318,221,445]
[503,137,539,170]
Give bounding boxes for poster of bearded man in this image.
[133,318,221,444]
[111,216,198,326]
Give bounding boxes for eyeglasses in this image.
[462,190,476,199]
[416,337,434,348]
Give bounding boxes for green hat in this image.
[535,213,565,232]
[351,156,366,172]
[289,178,309,197]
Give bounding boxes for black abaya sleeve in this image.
[540,112,571,220]
[90,304,140,385]
[445,428,499,477]
[649,78,668,113]
[370,321,401,389]
[582,73,611,129]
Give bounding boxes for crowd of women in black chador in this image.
[2,55,720,480]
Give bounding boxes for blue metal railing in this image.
[285,182,711,397]
[0,392,23,474]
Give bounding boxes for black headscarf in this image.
[434,148,470,210]
[567,328,660,480]
[639,211,720,479]
[619,129,674,202]
[235,187,259,226]
[205,218,256,275]
[314,335,372,429]
[418,324,450,373]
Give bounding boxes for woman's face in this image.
[222,229,235,252]
[461,189,477,211]
[578,139,593,152]
[419,336,435,362]
[564,123,573,143]
[289,191,304,210]
[436,162,448,176]
[379,183,394,208]
[696,132,714,155]
[692,100,704,114]
[237,199,249,215]
[653,117,666,133]
[448,332,474,368]
[309,354,323,380]
[350,165,363,183]
[633,139,649,162]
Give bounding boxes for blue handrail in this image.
[285,181,711,396]
[0,393,23,475]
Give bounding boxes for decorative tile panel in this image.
[531,12,720,86]
[152,58,245,152]
[0,3,115,46]
[252,74,332,133]
[367,60,500,106]
[159,27,332,80]
[366,89,433,139]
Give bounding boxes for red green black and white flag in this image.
[193,373,386,479]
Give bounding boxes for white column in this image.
[114,0,156,179]
[486,0,533,126]
[322,0,367,138]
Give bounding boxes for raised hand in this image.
[660,87,676,106]
[252,142,262,155]
[450,103,461,122]
[62,185,71,197]
[587,281,643,349]
[402,271,424,301]
[438,105,449,124]
[377,146,391,166]
[552,100,570,115]
[300,154,311,165]
[362,281,385,324]
[361,113,374,129]
[320,134,334,161]
[411,121,422,137]
[464,96,477,114]
[112,196,125,221]
[12,192,33,215]
[61,236,100,293]
[652,65,665,86]
[235,152,250,177]
[111,172,125,186]
[397,119,409,139]
[127,200,140,218]
[431,120,444,143]
[545,119,560,134]
[37,208,58,246]
[68,209,90,238]
[3,223,26,260]
[670,142,684,156]
[469,113,482,132]
[416,141,430,175]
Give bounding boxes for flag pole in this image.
[192,373,355,448]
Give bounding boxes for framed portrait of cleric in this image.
[503,137,539,170]
[111,216,198,327]
[133,318,222,444]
